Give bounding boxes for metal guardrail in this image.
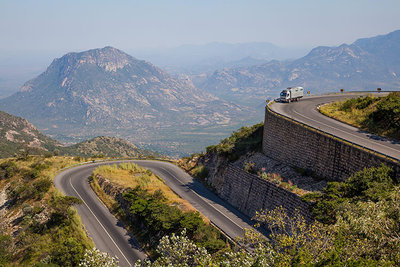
[266,99,400,165]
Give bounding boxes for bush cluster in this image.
[0,160,19,180]
[339,95,379,112]
[308,163,396,224]
[190,165,209,180]
[369,92,400,139]
[6,161,53,205]
[206,123,263,161]
[301,164,400,264]
[122,186,226,254]
[337,92,400,140]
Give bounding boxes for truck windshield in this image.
[280,92,287,96]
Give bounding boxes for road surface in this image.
[54,160,255,267]
[270,93,400,161]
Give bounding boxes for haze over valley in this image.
[1,29,400,155]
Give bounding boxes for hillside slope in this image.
[0,110,158,158]
[0,47,252,154]
[0,156,93,265]
[0,110,60,157]
[199,30,400,106]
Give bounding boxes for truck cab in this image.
[280,89,290,102]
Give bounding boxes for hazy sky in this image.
[1,0,399,52]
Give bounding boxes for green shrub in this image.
[48,196,83,224]
[50,237,86,266]
[33,179,52,199]
[0,160,19,179]
[312,164,396,224]
[339,98,359,112]
[206,123,263,162]
[122,186,226,254]
[191,165,209,180]
[369,92,400,138]
[0,234,13,265]
[180,212,203,234]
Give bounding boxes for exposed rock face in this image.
[95,174,126,199]
[0,47,251,154]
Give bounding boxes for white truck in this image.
[280,87,304,103]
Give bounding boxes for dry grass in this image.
[319,100,375,128]
[260,172,310,196]
[93,163,198,213]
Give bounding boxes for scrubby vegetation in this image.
[205,122,263,162]
[0,156,94,266]
[92,163,227,258]
[302,164,400,265]
[138,164,400,266]
[123,187,226,255]
[320,92,400,140]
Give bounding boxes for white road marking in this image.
[159,166,246,232]
[292,109,400,155]
[69,176,132,267]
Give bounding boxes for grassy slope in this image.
[0,156,94,266]
[92,163,198,214]
[319,92,400,140]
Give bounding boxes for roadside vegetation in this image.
[320,92,400,140]
[138,164,400,266]
[91,163,227,258]
[205,122,264,162]
[0,155,95,266]
[179,122,263,186]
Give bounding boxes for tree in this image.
[79,248,118,267]
[135,229,212,267]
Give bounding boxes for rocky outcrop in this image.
[95,174,125,199]
[94,174,134,218]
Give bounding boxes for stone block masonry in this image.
[263,105,400,181]
[220,164,313,222]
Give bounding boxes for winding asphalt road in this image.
[52,92,400,266]
[270,93,400,161]
[54,160,255,267]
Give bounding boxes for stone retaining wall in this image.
[219,164,313,222]
[263,105,400,181]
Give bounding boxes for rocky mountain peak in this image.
[0,47,250,154]
[54,46,133,73]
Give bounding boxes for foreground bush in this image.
[123,186,226,254]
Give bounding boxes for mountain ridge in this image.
[0,47,252,155]
[197,30,400,106]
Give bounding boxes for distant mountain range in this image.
[132,42,309,75]
[1,30,399,156]
[0,109,158,158]
[197,30,400,106]
[0,47,253,155]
